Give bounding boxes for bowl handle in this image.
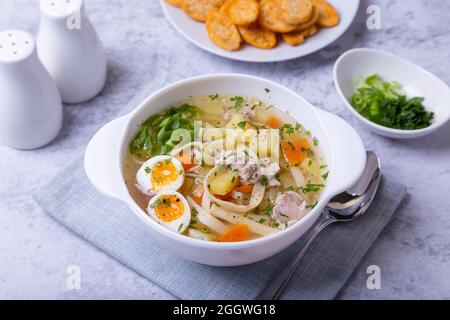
[84,114,131,203]
[316,109,367,198]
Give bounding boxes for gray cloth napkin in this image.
[34,161,406,300]
[33,86,407,300]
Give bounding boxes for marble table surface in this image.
[1,0,449,300]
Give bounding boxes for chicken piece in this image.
[224,103,256,121]
[272,191,308,226]
[215,150,260,184]
[259,158,280,178]
[240,104,256,121]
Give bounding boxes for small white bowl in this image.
[334,48,450,139]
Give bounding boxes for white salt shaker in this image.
[37,0,107,104]
[0,30,62,150]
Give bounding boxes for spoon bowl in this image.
[328,151,381,218]
[257,151,381,300]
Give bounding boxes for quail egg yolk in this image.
[151,160,181,191]
[153,195,185,222]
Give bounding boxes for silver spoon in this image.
[256,151,381,300]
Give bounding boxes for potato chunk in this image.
[209,171,240,195]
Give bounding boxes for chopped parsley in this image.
[322,171,329,180]
[307,200,318,209]
[230,96,244,108]
[351,74,434,130]
[178,223,184,232]
[313,137,319,146]
[262,205,274,215]
[237,121,247,129]
[265,88,270,93]
[261,176,269,186]
[209,93,219,100]
[301,183,326,194]
[144,167,151,174]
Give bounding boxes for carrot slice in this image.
[218,224,249,242]
[266,116,282,129]
[182,162,197,171]
[191,184,204,205]
[281,139,310,165]
[233,184,254,193]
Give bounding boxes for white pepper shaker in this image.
[37,0,107,104]
[0,30,62,150]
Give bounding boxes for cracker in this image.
[221,0,259,26]
[258,0,297,33]
[166,0,184,8]
[238,24,277,49]
[183,0,226,22]
[311,0,340,27]
[280,0,313,25]
[206,9,241,51]
[293,4,319,31]
[282,24,318,46]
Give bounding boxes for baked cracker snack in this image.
[221,0,259,27]
[258,0,297,33]
[238,24,277,49]
[165,0,184,9]
[282,24,318,46]
[293,3,319,31]
[183,0,226,22]
[280,0,313,25]
[311,0,340,27]
[206,9,242,51]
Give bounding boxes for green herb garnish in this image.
[230,96,244,108]
[130,104,203,158]
[313,137,319,146]
[209,93,219,100]
[307,200,318,209]
[262,205,273,214]
[150,199,162,209]
[261,176,269,186]
[301,182,326,194]
[351,74,434,130]
[237,121,247,129]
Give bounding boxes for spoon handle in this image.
[256,213,335,300]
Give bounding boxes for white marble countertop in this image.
[1,0,449,300]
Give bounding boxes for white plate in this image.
[160,0,360,63]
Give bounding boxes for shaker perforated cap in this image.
[40,0,84,17]
[0,30,35,63]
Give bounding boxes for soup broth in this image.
[124,94,327,242]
